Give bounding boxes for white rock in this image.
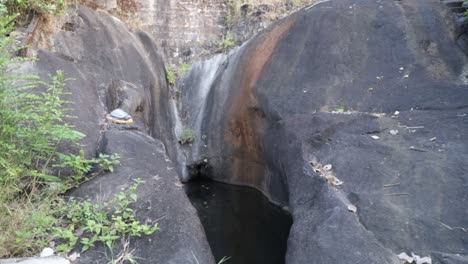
[389,129,398,135]
[0,256,71,264]
[40,248,54,258]
[67,252,80,262]
[370,135,380,140]
[411,252,432,264]
[394,111,400,115]
[398,252,414,263]
[347,204,357,212]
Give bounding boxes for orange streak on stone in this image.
[224,17,296,193]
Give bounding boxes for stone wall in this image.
[136,0,226,64]
[134,0,321,64]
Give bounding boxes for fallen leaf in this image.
[389,130,398,135]
[370,135,380,139]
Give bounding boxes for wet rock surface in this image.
[178,0,468,263]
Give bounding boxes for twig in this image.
[409,147,427,152]
[440,222,453,230]
[383,183,400,187]
[387,193,410,196]
[191,251,200,264]
[398,125,425,129]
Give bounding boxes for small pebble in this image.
[347,205,357,213]
[40,247,54,257]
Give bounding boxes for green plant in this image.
[3,0,67,17]
[178,63,191,77]
[225,0,242,29]
[166,63,191,87]
[52,178,158,253]
[166,65,177,85]
[13,178,158,256]
[0,15,130,258]
[335,106,345,112]
[54,152,120,185]
[220,33,236,52]
[179,127,195,145]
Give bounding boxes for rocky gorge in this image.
[3,0,468,263]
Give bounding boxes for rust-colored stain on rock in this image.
[224,17,296,193]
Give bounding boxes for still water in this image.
[185,179,292,264]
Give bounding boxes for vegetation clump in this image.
[0,13,158,259]
[179,127,195,145]
[220,33,236,52]
[2,0,67,19]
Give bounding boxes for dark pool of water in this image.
[185,179,292,264]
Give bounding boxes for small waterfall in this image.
[168,53,228,181]
[169,45,245,181]
[169,98,189,180]
[188,54,227,159]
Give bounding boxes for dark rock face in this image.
[70,130,214,264]
[29,6,174,156]
[178,0,468,263]
[27,6,214,263]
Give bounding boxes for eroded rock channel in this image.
[185,179,292,264]
[16,0,468,263]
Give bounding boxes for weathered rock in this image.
[177,0,468,263]
[22,6,213,263]
[0,256,70,264]
[70,130,214,264]
[134,0,321,64]
[24,6,174,158]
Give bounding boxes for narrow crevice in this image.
[184,175,292,264]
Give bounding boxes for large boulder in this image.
[27,6,174,157]
[70,129,214,264]
[177,0,468,263]
[24,6,214,264]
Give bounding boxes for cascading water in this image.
[169,46,292,263]
[168,52,229,181]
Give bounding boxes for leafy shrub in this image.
[220,34,236,52]
[2,0,67,17]
[13,179,158,255]
[55,178,158,253]
[0,14,154,259]
[166,63,191,86]
[166,65,176,85]
[178,63,191,77]
[179,127,195,145]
